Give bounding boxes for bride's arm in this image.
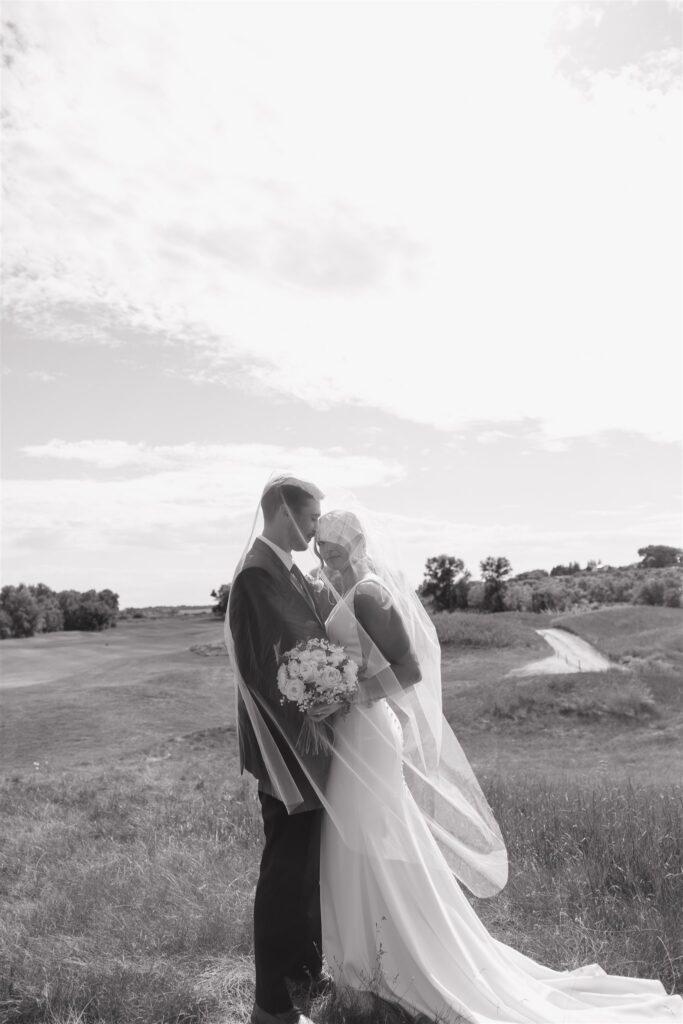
[354,582,421,703]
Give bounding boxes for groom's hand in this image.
[307,702,338,721]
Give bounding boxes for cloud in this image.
[5,433,680,600]
[10,441,406,534]
[168,203,420,293]
[550,1,682,91]
[3,1,681,445]
[3,440,408,598]
[25,370,65,383]
[19,439,405,479]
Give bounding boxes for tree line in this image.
[4,546,680,638]
[0,584,119,639]
[420,546,683,614]
[211,546,682,619]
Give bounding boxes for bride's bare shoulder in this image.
[354,577,392,611]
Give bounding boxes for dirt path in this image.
[508,628,613,677]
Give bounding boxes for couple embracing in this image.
[226,476,682,1024]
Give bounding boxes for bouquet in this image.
[277,638,359,753]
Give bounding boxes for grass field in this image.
[553,605,683,667]
[1,608,681,1023]
[0,616,232,771]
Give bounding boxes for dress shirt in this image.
[256,534,293,571]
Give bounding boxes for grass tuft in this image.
[432,612,548,651]
[488,670,657,722]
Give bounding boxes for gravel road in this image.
[509,628,613,677]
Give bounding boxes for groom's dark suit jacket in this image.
[229,539,335,812]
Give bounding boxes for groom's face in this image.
[288,497,321,551]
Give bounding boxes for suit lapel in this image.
[290,564,321,620]
[249,539,325,629]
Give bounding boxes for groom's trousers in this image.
[254,791,323,1013]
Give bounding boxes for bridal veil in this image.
[225,474,507,898]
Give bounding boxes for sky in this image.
[2,0,682,607]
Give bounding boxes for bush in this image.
[211,584,231,617]
[503,583,533,612]
[0,585,120,638]
[31,583,64,633]
[59,589,119,632]
[0,608,14,639]
[634,577,682,608]
[510,567,682,615]
[467,581,486,610]
[0,584,42,638]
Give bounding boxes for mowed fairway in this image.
[0,615,235,771]
[2,606,681,782]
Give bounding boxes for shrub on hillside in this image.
[467,581,486,610]
[530,580,572,613]
[635,576,682,609]
[503,582,534,612]
[520,567,681,614]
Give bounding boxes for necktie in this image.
[290,564,316,613]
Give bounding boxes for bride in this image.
[310,508,682,1024]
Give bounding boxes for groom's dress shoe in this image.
[250,1006,317,1024]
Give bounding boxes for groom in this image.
[228,476,335,1024]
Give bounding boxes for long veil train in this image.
[314,499,682,1023]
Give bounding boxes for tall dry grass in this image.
[0,764,261,1023]
[1,757,681,1024]
[488,669,658,722]
[431,611,549,651]
[479,778,683,996]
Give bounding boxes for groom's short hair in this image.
[261,478,323,521]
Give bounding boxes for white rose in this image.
[321,666,342,689]
[343,662,358,684]
[299,649,313,662]
[299,661,316,682]
[277,664,289,694]
[310,648,328,664]
[284,677,305,704]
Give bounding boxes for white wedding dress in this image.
[320,580,682,1024]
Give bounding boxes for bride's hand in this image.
[308,702,339,721]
